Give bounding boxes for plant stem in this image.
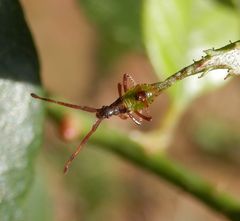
[48,105,240,221]
[152,40,240,95]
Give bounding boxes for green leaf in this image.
[194,118,240,154]
[78,0,143,71]
[143,0,239,105]
[23,166,53,221]
[0,1,44,220]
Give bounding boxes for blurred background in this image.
[20,0,240,220]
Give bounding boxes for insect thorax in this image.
[122,84,157,112]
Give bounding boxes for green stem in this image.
[152,40,240,95]
[48,105,240,221]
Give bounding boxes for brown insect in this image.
[31,74,154,174]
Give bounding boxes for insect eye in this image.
[135,91,147,102]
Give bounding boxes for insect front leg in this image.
[134,111,152,121]
[127,112,142,125]
[119,114,128,120]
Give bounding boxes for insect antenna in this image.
[30,93,98,113]
[63,118,103,174]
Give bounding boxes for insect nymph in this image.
[31,74,157,174]
[31,40,239,173]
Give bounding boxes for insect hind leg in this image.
[123,73,136,92]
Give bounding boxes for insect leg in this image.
[119,114,128,120]
[134,111,152,121]
[123,73,136,92]
[127,112,142,125]
[117,83,122,97]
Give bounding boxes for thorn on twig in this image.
[224,74,231,80]
[198,72,205,79]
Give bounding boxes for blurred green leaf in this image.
[0,0,44,220]
[65,149,123,221]
[78,0,143,71]
[143,0,239,105]
[194,118,240,154]
[23,165,53,221]
[215,0,235,8]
